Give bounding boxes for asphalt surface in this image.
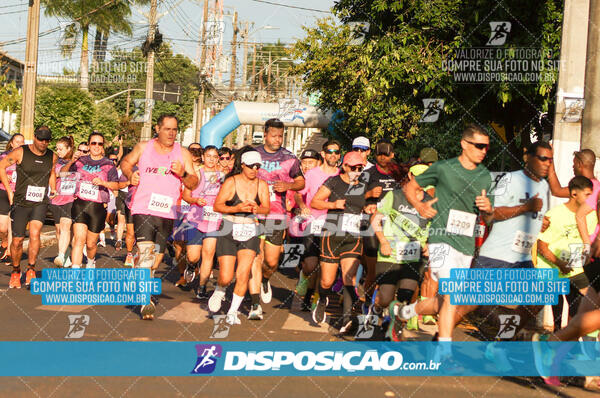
[1,233,598,397]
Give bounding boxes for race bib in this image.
[60,180,76,195]
[342,213,361,234]
[148,193,173,213]
[202,205,220,222]
[79,182,99,201]
[446,209,477,236]
[25,185,45,202]
[511,231,535,254]
[310,219,325,234]
[395,241,421,262]
[268,184,277,202]
[232,223,256,242]
[180,200,191,213]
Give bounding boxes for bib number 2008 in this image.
[26,185,45,202]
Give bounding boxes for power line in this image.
[247,0,331,14]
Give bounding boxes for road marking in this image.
[158,302,210,324]
[36,305,92,313]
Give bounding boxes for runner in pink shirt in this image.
[121,114,198,320]
[0,133,23,262]
[182,145,225,299]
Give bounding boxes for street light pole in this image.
[141,0,158,141]
[20,0,41,142]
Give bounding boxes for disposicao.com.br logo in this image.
[191,344,440,375]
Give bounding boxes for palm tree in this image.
[41,0,136,91]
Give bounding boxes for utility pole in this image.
[229,11,238,93]
[251,44,257,92]
[242,22,249,86]
[194,0,210,143]
[141,0,158,141]
[550,0,591,208]
[20,0,41,142]
[125,83,131,117]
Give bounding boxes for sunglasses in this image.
[353,148,368,153]
[79,149,90,154]
[220,156,231,161]
[89,141,104,146]
[37,138,51,143]
[347,165,364,172]
[243,163,261,170]
[465,140,489,151]
[533,154,553,162]
[324,149,341,155]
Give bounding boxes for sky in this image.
[0,0,337,78]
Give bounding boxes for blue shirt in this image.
[479,170,549,263]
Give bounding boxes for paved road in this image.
[1,236,598,397]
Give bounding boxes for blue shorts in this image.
[172,220,205,244]
[472,255,534,269]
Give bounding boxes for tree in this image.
[35,85,119,145]
[292,0,563,170]
[41,0,135,91]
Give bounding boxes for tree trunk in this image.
[80,24,89,91]
[100,31,109,62]
[91,27,102,75]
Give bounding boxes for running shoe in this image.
[98,232,106,247]
[124,252,134,268]
[339,317,357,335]
[184,265,196,284]
[422,315,437,325]
[295,271,309,296]
[63,255,72,268]
[53,254,65,268]
[532,332,560,385]
[312,296,329,324]
[248,304,264,320]
[406,315,419,331]
[175,275,187,287]
[25,268,36,286]
[484,341,512,372]
[387,300,408,342]
[9,271,21,289]
[86,259,96,269]
[115,240,123,251]
[208,289,226,312]
[195,285,208,300]
[311,292,320,311]
[260,280,272,303]
[141,300,156,320]
[226,312,241,325]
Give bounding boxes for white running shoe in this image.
[248,304,263,320]
[208,289,226,313]
[226,312,241,325]
[86,259,96,269]
[260,280,272,304]
[98,233,106,248]
[53,254,65,267]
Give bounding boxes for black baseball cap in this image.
[34,126,52,141]
[301,149,319,160]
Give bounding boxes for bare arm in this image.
[575,203,594,245]
[547,163,569,198]
[274,175,305,193]
[404,177,438,218]
[310,185,337,210]
[179,148,199,190]
[256,180,270,215]
[120,142,145,180]
[0,147,23,203]
[537,239,570,274]
[49,153,58,193]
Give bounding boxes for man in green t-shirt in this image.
[392,124,494,350]
[537,175,596,327]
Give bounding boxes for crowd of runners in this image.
[2,114,600,386]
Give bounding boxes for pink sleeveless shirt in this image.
[131,139,184,219]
